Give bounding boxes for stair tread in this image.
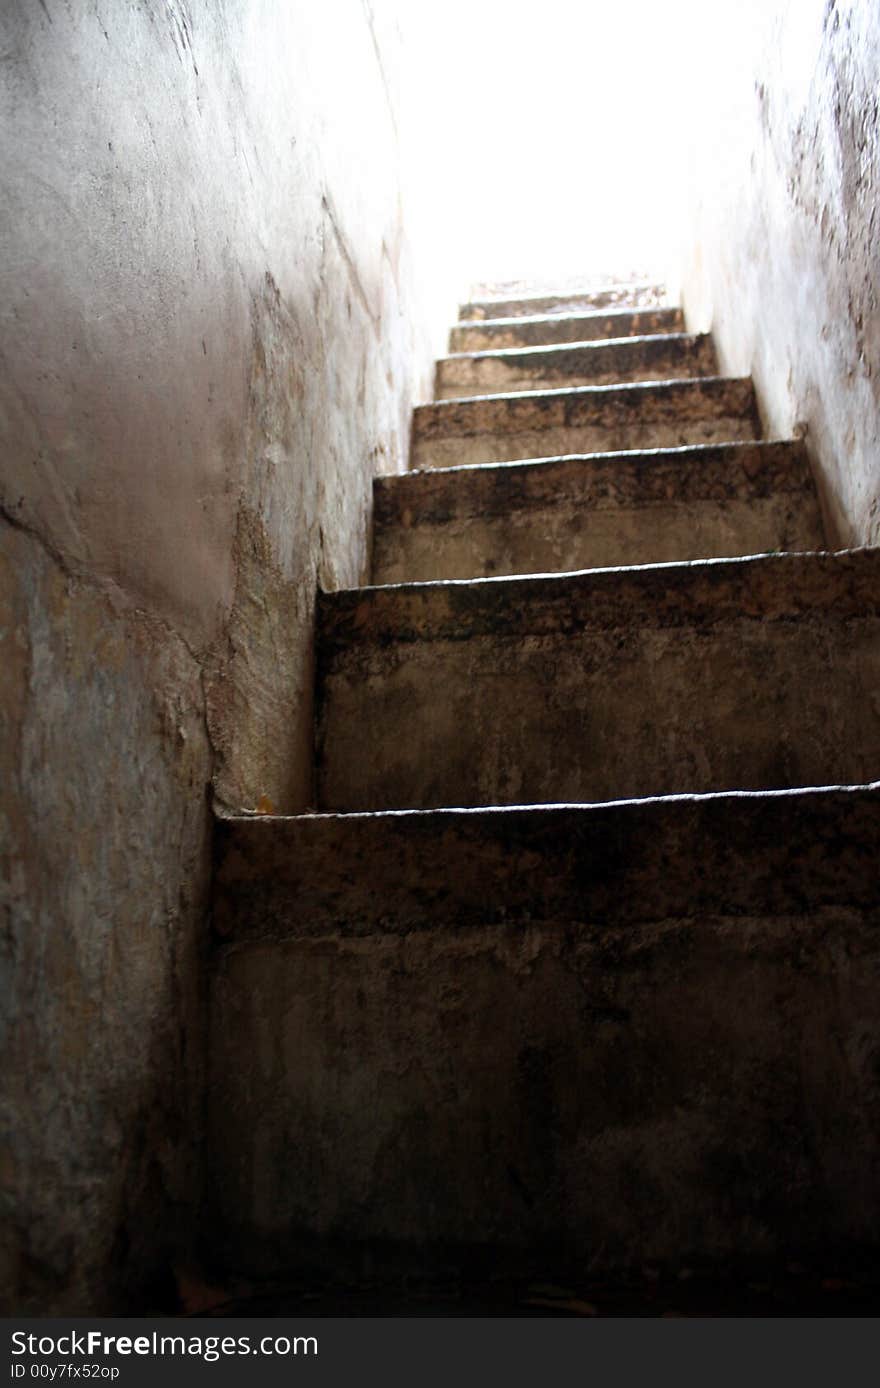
[435,334,717,398]
[416,374,754,421]
[450,305,685,352]
[442,331,705,364]
[455,305,682,333]
[412,376,762,468]
[459,282,667,320]
[373,441,825,582]
[322,546,880,646]
[379,440,815,512]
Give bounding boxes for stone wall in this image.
[0,0,433,1312]
[679,0,880,549]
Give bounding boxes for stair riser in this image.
[461,283,665,320]
[450,307,684,352]
[414,416,761,469]
[208,903,880,1276]
[412,380,761,469]
[211,790,880,942]
[317,556,880,810]
[435,335,717,399]
[373,445,823,583]
[319,618,880,808]
[374,497,821,582]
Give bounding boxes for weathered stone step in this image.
[435,333,717,400]
[411,377,762,469]
[460,282,666,320]
[316,548,880,811]
[372,441,825,584]
[207,784,880,1280]
[450,305,685,353]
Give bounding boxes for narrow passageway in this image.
[4,0,879,1318]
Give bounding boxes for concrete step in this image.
[450,306,685,354]
[459,282,667,321]
[411,377,762,470]
[372,441,825,584]
[207,784,880,1280]
[316,548,880,811]
[435,333,717,400]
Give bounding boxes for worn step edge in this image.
[459,283,667,320]
[450,305,685,352]
[375,441,815,527]
[212,781,880,944]
[412,376,760,441]
[318,547,880,651]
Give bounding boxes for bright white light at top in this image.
[397,0,770,298]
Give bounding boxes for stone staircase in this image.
[207,282,880,1286]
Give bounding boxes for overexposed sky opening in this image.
[398,0,769,306]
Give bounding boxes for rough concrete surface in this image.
[680,0,880,550]
[0,524,210,1311]
[460,283,667,320]
[211,785,880,942]
[373,441,824,582]
[204,263,880,1291]
[206,786,880,1279]
[0,0,431,1313]
[449,306,685,353]
[434,333,717,399]
[411,377,762,469]
[317,549,880,810]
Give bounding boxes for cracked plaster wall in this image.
[0,0,434,1311]
[679,0,880,548]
